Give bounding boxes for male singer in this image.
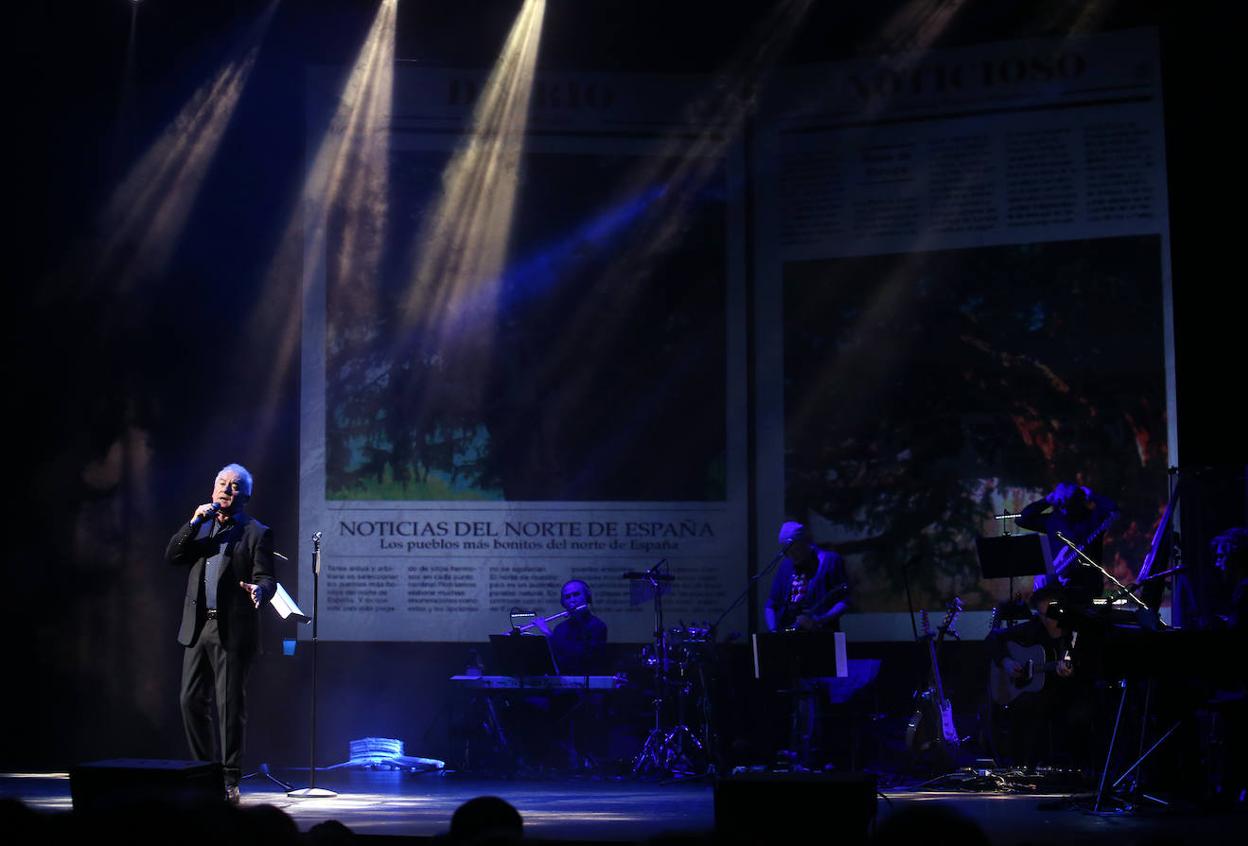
[165,463,275,803]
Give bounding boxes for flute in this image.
[507,604,588,634]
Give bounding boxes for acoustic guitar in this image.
[988,632,1076,706]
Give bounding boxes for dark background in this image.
[6,0,1242,772]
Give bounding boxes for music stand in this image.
[489,633,560,677]
[976,535,1051,623]
[752,631,848,771]
[751,631,848,681]
[240,578,306,793]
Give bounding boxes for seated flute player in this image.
[532,579,608,674]
[514,579,609,771]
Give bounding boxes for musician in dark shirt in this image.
[534,579,608,675]
[986,586,1093,771]
[1017,482,1119,603]
[764,522,850,632]
[530,579,608,768]
[763,521,851,769]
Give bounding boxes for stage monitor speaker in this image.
[715,772,876,844]
[70,759,223,812]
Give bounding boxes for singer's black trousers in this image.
[179,618,253,786]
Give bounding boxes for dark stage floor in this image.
[3,767,1245,844]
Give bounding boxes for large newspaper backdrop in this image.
[301,29,1174,643]
[754,29,1175,639]
[301,67,749,642]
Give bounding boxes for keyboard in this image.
[449,674,627,691]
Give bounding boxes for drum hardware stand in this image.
[627,562,706,776]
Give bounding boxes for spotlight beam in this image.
[95,1,279,289]
[533,0,813,371]
[249,0,396,449]
[399,0,547,368]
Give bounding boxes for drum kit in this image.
[626,564,717,776]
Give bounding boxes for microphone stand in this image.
[1055,531,1150,610]
[241,549,295,793]
[288,532,337,798]
[713,541,793,634]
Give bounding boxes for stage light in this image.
[528,0,812,376]
[247,0,397,448]
[95,1,278,290]
[875,0,966,56]
[398,0,548,383]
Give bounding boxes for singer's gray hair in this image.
[218,463,254,496]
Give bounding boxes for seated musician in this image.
[986,586,1092,772]
[765,521,850,632]
[527,579,608,769]
[533,579,608,674]
[1017,481,1119,604]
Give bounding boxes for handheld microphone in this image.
[191,502,221,529]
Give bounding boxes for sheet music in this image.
[270,582,311,624]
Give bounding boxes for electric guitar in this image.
[779,581,849,631]
[906,598,963,756]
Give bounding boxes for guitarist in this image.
[764,521,851,633]
[1017,482,1119,603]
[763,521,851,770]
[986,586,1092,771]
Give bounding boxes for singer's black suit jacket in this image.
[165,512,276,653]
